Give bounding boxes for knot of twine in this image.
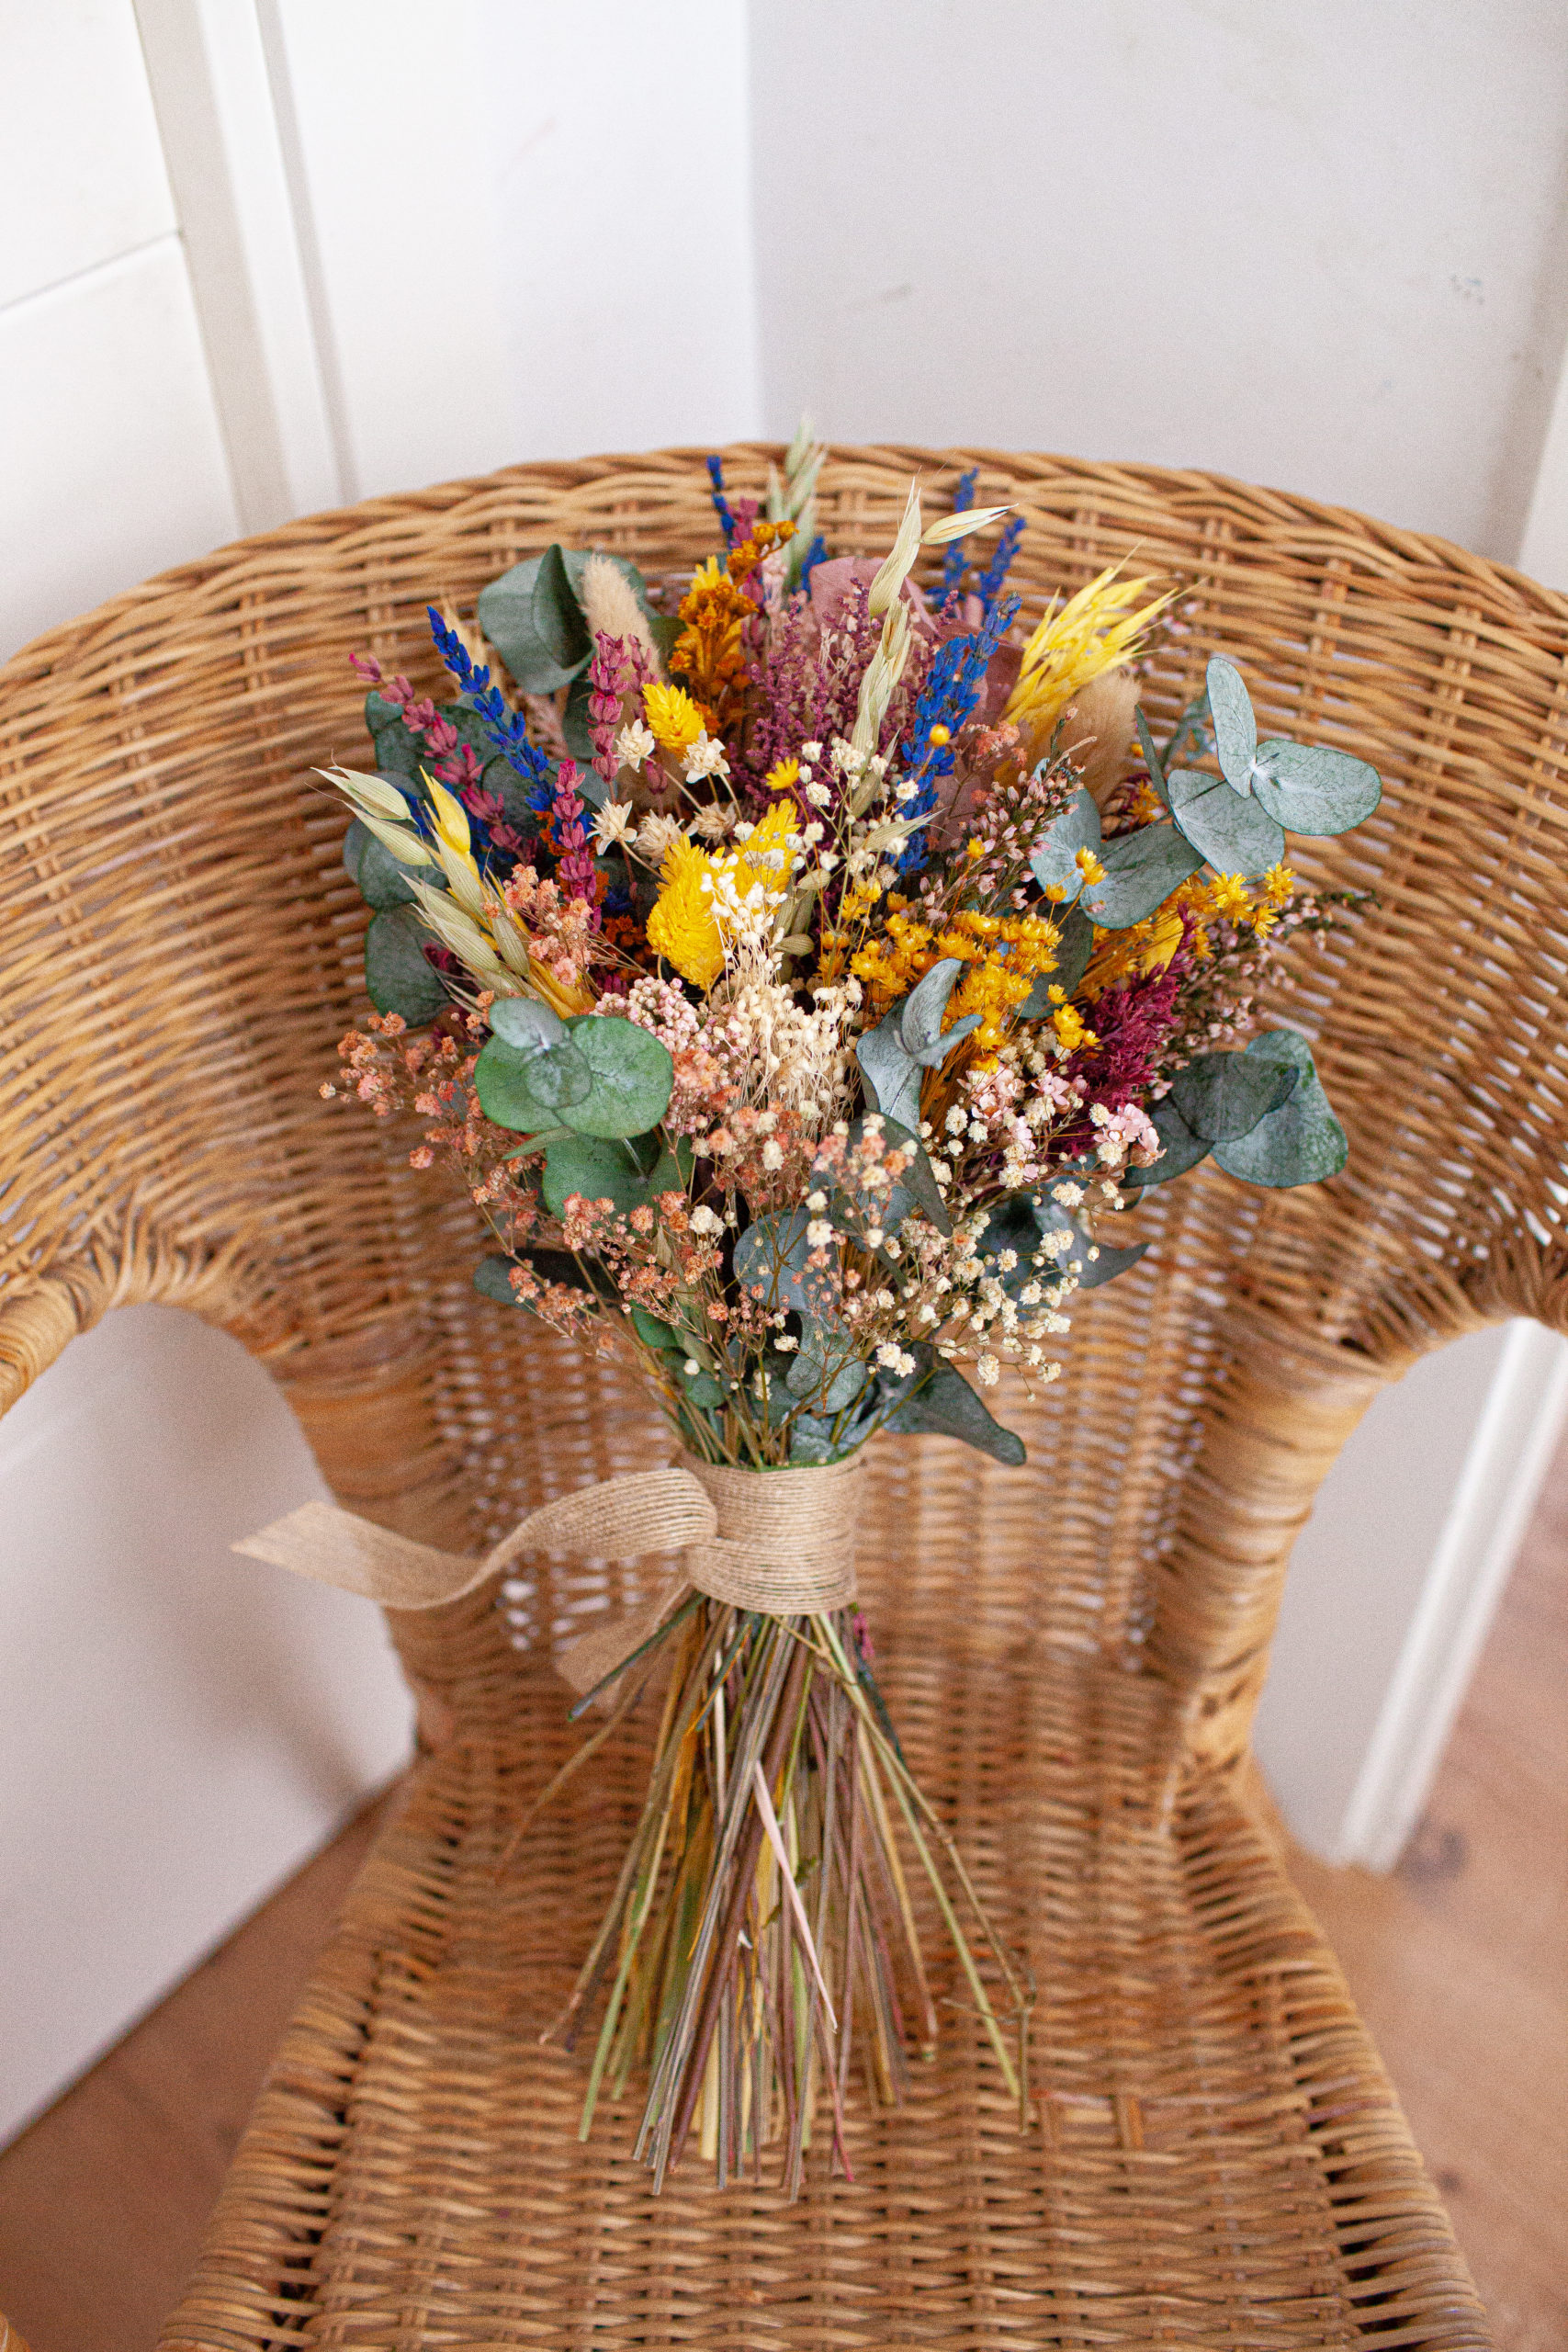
[233,1453,863,1697]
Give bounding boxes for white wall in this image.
[0,0,239,658]
[750,0,1568,560]
[262,0,763,502]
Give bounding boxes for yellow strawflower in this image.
[765,756,801,793]
[642,680,708,755]
[646,801,797,990]
[1004,564,1171,760]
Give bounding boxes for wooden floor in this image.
[2,1451,1563,2352]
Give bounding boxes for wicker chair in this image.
[6,443,1559,2348]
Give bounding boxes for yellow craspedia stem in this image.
[1003,563,1171,757]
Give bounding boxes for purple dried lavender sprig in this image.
[426,605,554,796]
[549,759,599,915]
[587,629,654,786]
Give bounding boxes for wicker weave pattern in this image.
[5,443,1555,2343]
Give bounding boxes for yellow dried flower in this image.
[646,801,797,991]
[765,756,802,793]
[642,681,707,755]
[1209,873,1252,921]
[646,835,725,989]
[1003,563,1171,761]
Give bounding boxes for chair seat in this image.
[161,1643,1487,2350]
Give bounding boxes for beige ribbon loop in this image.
[234,1453,863,1700]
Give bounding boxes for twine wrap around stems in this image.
[234,1453,863,1692]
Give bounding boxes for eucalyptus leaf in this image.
[1079,820,1203,929]
[369,715,422,780]
[344,817,416,910]
[649,612,683,666]
[541,1132,649,1219]
[1021,902,1094,1014]
[364,905,446,1025]
[640,1139,694,1203]
[856,963,977,1136]
[478,546,656,697]
[474,1248,617,1311]
[1168,770,1286,876]
[1028,787,1102,903]
[631,1306,683,1352]
[975,1188,1146,1295]
[1119,1092,1213,1189]
[1169,1047,1298,1143]
[784,1322,867,1410]
[678,1364,725,1408]
[1134,707,1170,808]
[489,996,565,1051]
[1161,688,1213,772]
[1251,740,1382,836]
[1076,1234,1151,1289]
[1212,1029,1348,1187]
[899,959,974,1062]
[1206,654,1258,793]
[532,542,592,680]
[474,1035,563,1133]
[558,1013,673,1137]
[734,1208,815,1316]
[880,1118,953,1237]
[878,1349,1026,1466]
[477,548,590,695]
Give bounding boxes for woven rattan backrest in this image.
[5,447,1567,1755]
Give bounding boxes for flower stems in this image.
[539,1597,1029,2193]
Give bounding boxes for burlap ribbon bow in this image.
[235,1453,863,1696]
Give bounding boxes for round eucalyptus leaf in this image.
[1168,770,1286,876]
[1169,1048,1298,1143]
[1119,1092,1213,1189]
[1212,1029,1348,1187]
[1206,654,1258,793]
[631,1306,682,1352]
[1251,741,1382,836]
[527,1039,596,1112]
[473,1254,524,1307]
[1028,787,1101,903]
[364,906,447,1026]
[1021,902,1094,1013]
[490,996,566,1051]
[734,1208,814,1313]
[541,1132,649,1219]
[1079,820,1203,930]
[474,1035,562,1133]
[560,1014,674,1137]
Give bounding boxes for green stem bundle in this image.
[543,1598,1030,2194]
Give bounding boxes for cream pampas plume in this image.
[581,555,662,673]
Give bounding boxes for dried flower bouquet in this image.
[322,431,1381,2189]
